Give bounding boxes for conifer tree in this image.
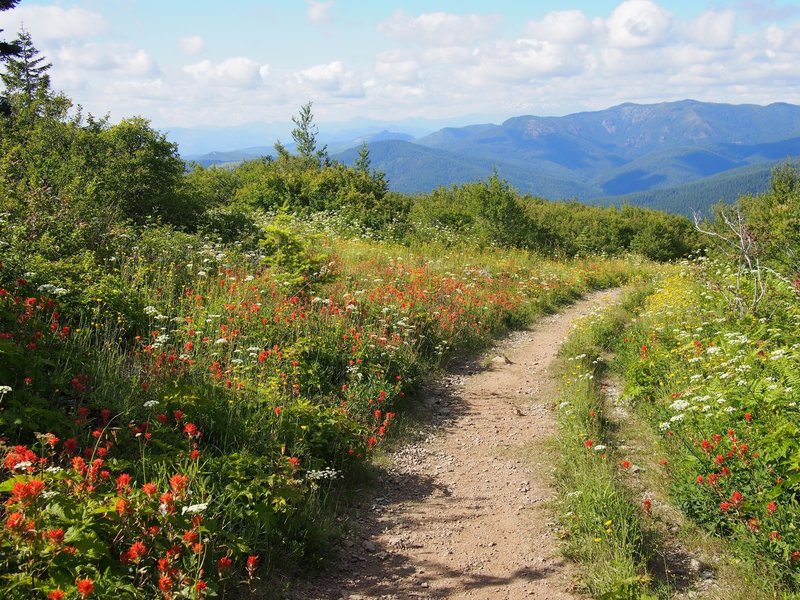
[0,1,21,59]
[354,142,371,173]
[1,28,52,101]
[291,101,329,166]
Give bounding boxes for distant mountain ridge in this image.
[181,100,800,214]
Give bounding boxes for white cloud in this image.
[606,0,672,48]
[183,57,269,88]
[179,35,205,55]
[305,0,335,24]
[291,61,364,97]
[463,39,585,85]
[377,10,502,46]
[57,44,159,77]
[525,10,598,44]
[8,5,106,42]
[684,9,737,49]
[374,51,420,83]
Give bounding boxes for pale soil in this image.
[287,289,622,600]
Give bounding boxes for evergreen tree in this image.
[0,1,21,59]
[1,28,52,101]
[354,142,371,173]
[291,101,328,165]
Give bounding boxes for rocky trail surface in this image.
[288,289,621,600]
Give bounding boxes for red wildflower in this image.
[273,406,282,416]
[128,540,147,561]
[696,475,704,484]
[720,501,732,512]
[142,482,157,496]
[287,456,300,469]
[768,501,778,515]
[584,439,593,448]
[770,530,782,541]
[620,460,631,469]
[246,555,259,575]
[46,528,65,545]
[183,422,200,438]
[744,412,752,423]
[158,575,172,592]
[169,473,190,494]
[5,512,26,530]
[48,590,66,600]
[116,498,129,516]
[76,578,94,597]
[4,445,37,471]
[183,530,199,544]
[116,473,133,494]
[731,491,744,505]
[218,556,233,571]
[642,498,652,514]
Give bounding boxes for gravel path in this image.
[289,289,621,600]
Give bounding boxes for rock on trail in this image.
[288,289,621,600]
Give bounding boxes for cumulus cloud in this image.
[464,39,585,85]
[305,0,335,25]
[183,57,269,88]
[606,0,672,48]
[374,51,420,83]
[525,10,598,44]
[7,5,106,42]
[291,61,364,97]
[377,10,502,46]
[684,9,737,49]
[179,35,205,55]
[736,0,800,23]
[57,44,159,77]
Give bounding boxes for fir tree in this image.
[291,101,329,166]
[1,28,52,101]
[0,1,21,59]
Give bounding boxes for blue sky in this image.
[4,0,800,131]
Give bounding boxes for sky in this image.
[3,0,800,133]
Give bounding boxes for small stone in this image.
[362,540,378,553]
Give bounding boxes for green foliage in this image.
[289,100,328,166]
[408,174,697,259]
[258,214,326,282]
[554,294,654,598]
[740,161,800,279]
[613,262,800,594]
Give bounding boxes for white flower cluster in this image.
[306,467,340,481]
[181,502,209,515]
[37,283,68,296]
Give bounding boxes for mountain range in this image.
[180,100,800,215]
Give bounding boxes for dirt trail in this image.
[289,289,622,600]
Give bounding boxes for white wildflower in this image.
[181,502,209,515]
